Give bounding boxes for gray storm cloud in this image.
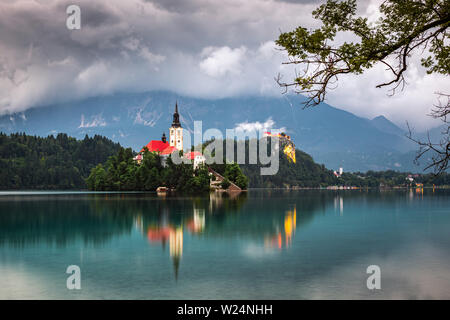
[0,0,446,130]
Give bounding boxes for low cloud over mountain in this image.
[0,91,430,172]
[0,0,447,131]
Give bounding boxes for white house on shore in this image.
[184,151,206,169]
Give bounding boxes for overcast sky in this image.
[0,0,447,130]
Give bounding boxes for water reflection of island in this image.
[135,192,304,278]
[139,203,297,278]
[0,190,383,279]
[264,208,296,250]
[135,193,233,279]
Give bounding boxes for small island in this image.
[85,103,248,193]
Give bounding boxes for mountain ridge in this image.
[0,91,433,172]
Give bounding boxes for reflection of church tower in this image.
[169,102,183,151]
[170,227,183,280]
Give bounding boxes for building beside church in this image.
[133,131,177,164]
[184,151,206,170]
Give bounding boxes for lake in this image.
[0,189,449,299]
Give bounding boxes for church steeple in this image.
[169,101,183,151]
[171,101,181,128]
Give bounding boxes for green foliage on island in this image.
[2,132,449,191]
[86,148,211,193]
[208,162,248,190]
[87,145,250,192]
[220,178,231,190]
[0,132,121,190]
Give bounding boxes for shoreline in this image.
[1,186,449,195]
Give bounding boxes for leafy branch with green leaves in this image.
[276,0,449,173]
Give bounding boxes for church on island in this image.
[133,102,206,169]
[132,102,242,192]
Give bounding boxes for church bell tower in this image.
[169,102,183,151]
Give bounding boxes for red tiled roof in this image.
[142,140,177,155]
[160,145,177,155]
[184,151,203,160]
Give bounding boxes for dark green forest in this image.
[0,132,121,189]
[86,148,208,192]
[86,147,248,192]
[1,133,449,190]
[242,149,336,188]
[337,170,450,188]
[205,139,450,188]
[206,139,337,188]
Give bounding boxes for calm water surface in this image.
[0,189,449,299]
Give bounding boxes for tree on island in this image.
[1,132,449,190]
[276,0,449,173]
[86,147,246,193]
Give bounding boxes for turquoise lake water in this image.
[0,189,449,299]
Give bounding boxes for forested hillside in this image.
[241,149,336,188]
[0,91,423,172]
[1,133,449,191]
[206,139,450,188]
[205,139,337,188]
[0,132,121,189]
